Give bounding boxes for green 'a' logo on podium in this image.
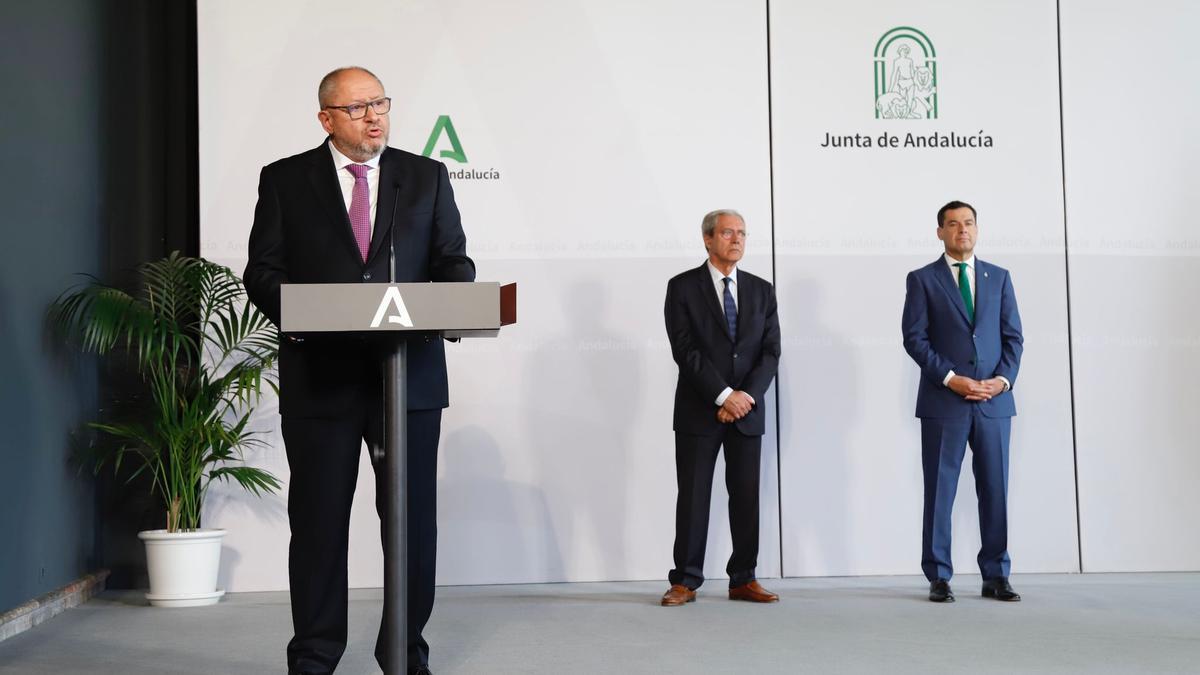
[874,26,938,120]
[421,115,468,163]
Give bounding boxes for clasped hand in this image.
[948,375,1005,401]
[717,391,755,423]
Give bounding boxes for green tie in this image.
[954,262,974,323]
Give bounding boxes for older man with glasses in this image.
[244,66,475,675]
[660,209,781,607]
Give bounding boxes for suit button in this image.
[969,359,976,365]
[733,353,739,359]
[362,272,372,281]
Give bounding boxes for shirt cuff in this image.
[997,376,1011,392]
[942,370,955,387]
[715,387,733,406]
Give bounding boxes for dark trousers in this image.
[282,407,441,675]
[669,428,762,590]
[920,408,1011,582]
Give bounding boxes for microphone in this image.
[388,180,400,283]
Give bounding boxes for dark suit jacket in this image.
[665,262,780,437]
[244,141,475,417]
[901,257,1023,419]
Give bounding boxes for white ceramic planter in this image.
[137,528,227,607]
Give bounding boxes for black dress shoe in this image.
[982,577,1021,601]
[409,667,433,675]
[929,578,955,602]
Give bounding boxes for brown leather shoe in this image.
[660,584,696,606]
[728,580,779,603]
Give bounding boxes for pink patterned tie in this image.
[346,163,371,263]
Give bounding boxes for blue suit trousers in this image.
[920,407,1011,582]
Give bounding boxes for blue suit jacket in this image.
[902,257,1023,419]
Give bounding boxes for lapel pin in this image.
[984,272,989,278]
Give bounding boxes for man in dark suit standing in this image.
[902,200,1023,604]
[661,209,781,607]
[244,66,474,675]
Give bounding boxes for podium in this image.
[280,281,516,674]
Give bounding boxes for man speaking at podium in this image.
[244,66,475,675]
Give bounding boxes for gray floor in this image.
[1,574,1197,674]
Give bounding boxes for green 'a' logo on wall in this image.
[421,115,468,163]
[874,26,938,120]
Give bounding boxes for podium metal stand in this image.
[280,281,516,674]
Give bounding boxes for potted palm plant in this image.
[50,252,281,607]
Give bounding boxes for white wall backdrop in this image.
[768,0,1079,576]
[1060,0,1200,572]
[198,0,777,591]
[197,0,1200,590]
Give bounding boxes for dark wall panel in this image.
[0,0,105,613]
[0,0,199,610]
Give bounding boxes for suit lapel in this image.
[307,143,363,265]
[367,149,402,265]
[932,257,971,325]
[696,263,733,343]
[973,259,988,322]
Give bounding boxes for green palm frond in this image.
[50,252,280,532]
[208,466,283,497]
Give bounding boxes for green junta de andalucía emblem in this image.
[874,27,938,120]
[422,115,468,163]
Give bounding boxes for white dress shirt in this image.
[941,253,1009,392]
[707,260,738,311]
[944,253,975,305]
[706,261,751,407]
[328,140,381,235]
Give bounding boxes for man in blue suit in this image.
[901,200,1024,603]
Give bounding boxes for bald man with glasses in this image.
[244,66,474,675]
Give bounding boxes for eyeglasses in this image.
[324,97,392,120]
[717,229,748,240]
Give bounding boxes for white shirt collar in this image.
[707,260,738,285]
[944,253,975,270]
[328,139,382,171]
